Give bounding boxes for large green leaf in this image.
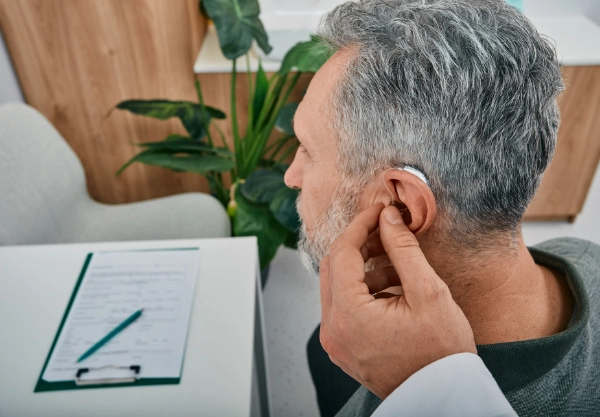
[116,149,234,175]
[240,169,286,204]
[116,100,225,140]
[279,35,332,75]
[240,168,300,233]
[132,135,233,158]
[202,0,272,60]
[270,186,300,233]
[165,133,189,141]
[117,100,226,119]
[234,187,286,269]
[275,102,299,135]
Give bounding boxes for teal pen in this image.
[77,308,144,363]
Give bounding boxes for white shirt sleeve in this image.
[371,352,517,417]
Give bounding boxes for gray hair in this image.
[319,0,564,245]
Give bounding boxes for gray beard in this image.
[296,178,366,275]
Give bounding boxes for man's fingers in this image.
[379,205,448,305]
[364,266,401,294]
[328,203,385,301]
[373,291,399,300]
[360,231,386,261]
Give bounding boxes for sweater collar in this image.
[476,246,590,393]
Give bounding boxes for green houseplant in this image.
[113,0,331,270]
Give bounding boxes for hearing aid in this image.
[394,164,429,186]
[390,199,413,225]
[384,164,429,225]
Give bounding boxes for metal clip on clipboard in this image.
[75,365,141,386]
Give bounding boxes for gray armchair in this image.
[0,103,230,245]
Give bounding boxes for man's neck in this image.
[422,235,574,345]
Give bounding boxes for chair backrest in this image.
[0,103,90,244]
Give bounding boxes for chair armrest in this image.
[67,192,231,243]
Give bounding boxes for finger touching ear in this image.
[382,169,437,236]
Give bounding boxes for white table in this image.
[0,237,270,417]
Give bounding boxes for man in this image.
[283,0,600,415]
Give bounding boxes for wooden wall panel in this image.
[0,0,210,204]
[524,66,600,221]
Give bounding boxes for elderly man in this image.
[283,0,600,416]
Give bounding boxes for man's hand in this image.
[319,203,476,399]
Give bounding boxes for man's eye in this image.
[298,145,307,153]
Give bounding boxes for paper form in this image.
[42,248,201,382]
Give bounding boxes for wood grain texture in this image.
[524,66,600,221]
[0,0,209,204]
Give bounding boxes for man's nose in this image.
[284,151,302,189]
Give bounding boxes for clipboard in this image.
[35,248,200,392]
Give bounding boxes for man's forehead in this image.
[304,49,352,108]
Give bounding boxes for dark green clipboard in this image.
[34,248,199,392]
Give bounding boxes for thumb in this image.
[379,205,445,305]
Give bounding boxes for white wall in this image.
[258,0,600,27]
[0,30,24,104]
[524,0,600,25]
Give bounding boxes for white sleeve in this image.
[371,353,517,417]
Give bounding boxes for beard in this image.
[296,177,367,275]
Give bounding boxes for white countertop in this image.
[0,237,264,417]
[194,15,600,73]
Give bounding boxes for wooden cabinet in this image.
[1,1,598,221]
[524,66,600,221]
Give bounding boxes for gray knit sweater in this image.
[336,238,600,416]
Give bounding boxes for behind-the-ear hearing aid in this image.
[384,164,430,225]
[395,164,429,186]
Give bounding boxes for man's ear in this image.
[381,169,437,236]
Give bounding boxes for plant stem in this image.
[275,142,299,165]
[280,73,302,111]
[249,72,302,170]
[267,134,296,161]
[216,172,227,203]
[212,123,229,151]
[266,73,302,138]
[231,59,241,180]
[264,134,294,154]
[211,122,235,180]
[206,172,228,207]
[195,79,214,146]
[259,72,300,145]
[255,74,288,133]
[240,74,288,176]
[245,54,254,139]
